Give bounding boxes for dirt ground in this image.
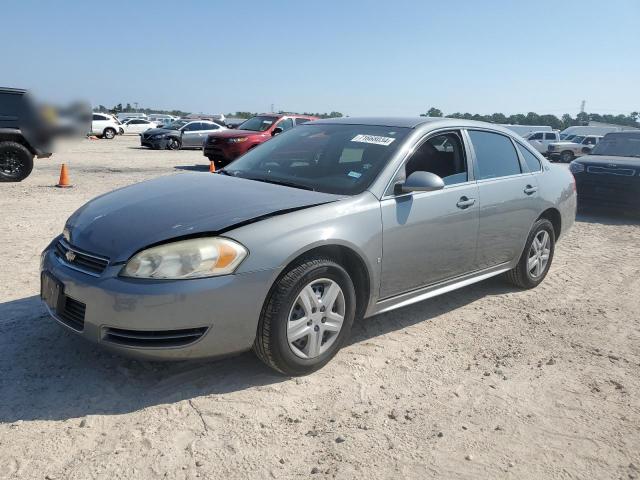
[1,136,638,480]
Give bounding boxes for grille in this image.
[55,239,109,276]
[103,327,208,348]
[586,166,636,177]
[58,296,86,331]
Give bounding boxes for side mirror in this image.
[272,127,283,136]
[394,171,445,195]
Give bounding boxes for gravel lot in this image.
[1,136,639,480]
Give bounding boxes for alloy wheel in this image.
[287,278,345,359]
[528,230,550,278]
[0,149,23,177]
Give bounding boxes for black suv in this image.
[0,87,53,182]
[570,131,640,209]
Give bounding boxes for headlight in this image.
[227,137,248,143]
[569,162,585,174]
[122,237,247,280]
[152,134,166,139]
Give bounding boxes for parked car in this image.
[570,131,640,209]
[203,114,317,168]
[525,130,561,155]
[91,113,122,139]
[120,118,158,135]
[560,124,635,139]
[41,117,576,375]
[140,120,226,150]
[116,112,148,122]
[547,135,602,162]
[0,87,53,182]
[501,125,553,137]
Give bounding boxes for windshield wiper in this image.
[216,168,232,176]
[245,176,315,191]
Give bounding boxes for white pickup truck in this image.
[547,135,603,163]
[524,131,561,155]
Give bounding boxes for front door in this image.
[380,130,479,298]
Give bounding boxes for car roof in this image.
[255,113,316,119]
[307,116,519,134]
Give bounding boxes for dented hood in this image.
[65,173,342,262]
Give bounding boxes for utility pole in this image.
[580,100,585,113]
[270,103,274,113]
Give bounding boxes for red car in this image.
[203,114,317,168]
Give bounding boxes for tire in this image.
[505,218,555,289]
[103,128,116,139]
[0,141,34,182]
[254,257,357,375]
[167,138,181,150]
[560,150,574,163]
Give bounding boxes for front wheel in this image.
[167,138,181,150]
[0,142,34,182]
[560,150,574,163]
[505,218,555,289]
[103,128,116,139]
[254,257,356,375]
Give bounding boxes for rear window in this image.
[468,130,522,180]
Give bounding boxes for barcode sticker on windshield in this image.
[351,134,396,146]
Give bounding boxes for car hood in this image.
[575,154,640,167]
[207,129,268,139]
[65,173,343,263]
[142,127,179,136]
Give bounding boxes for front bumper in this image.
[41,243,278,361]
[574,174,640,209]
[203,143,247,164]
[141,136,170,149]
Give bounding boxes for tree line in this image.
[422,107,640,130]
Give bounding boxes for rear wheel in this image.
[506,218,555,289]
[0,141,34,182]
[103,128,116,139]
[254,257,356,375]
[560,150,574,163]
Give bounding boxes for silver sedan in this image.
[41,117,576,375]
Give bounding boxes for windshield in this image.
[237,116,279,132]
[590,134,640,157]
[222,124,411,195]
[164,120,189,130]
[571,136,585,144]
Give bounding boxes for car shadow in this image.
[1,277,514,423]
[576,206,640,226]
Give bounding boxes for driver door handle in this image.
[524,185,538,195]
[456,196,476,209]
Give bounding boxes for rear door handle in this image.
[524,185,538,195]
[456,196,476,209]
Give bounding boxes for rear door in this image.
[468,129,541,269]
[380,130,479,298]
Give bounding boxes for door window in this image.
[544,133,557,140]
[277,118,294,131]
[584,137,597,145]
[468,130,522,180]
[295,118,311,126]
[183,122,201,131]
[398,131,468,187]
[516,143,542,172]
[529,132,543,140]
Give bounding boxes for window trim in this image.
[465,128,528,183]
[382,128,473,198]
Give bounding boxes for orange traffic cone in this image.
[209,161,216,173]
[56,163,73,188]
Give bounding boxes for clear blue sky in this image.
[4,0,639,116]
